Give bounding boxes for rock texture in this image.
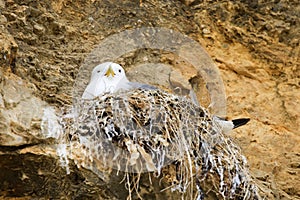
[0,0,299,199]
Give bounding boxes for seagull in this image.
[82,62,250,133]
[82,62,156,99]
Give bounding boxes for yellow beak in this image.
[104,66,115,77]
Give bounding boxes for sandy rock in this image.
[33,24,45,35]
[0,15,7,25]
[180,0,196,6]
[0,72,48,146]
[127,63,172,89]
[0,0,4,9]
[169,69,192,93]
[0,26,18,70]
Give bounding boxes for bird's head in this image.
[90,62,126,81]
[82,62,129,99]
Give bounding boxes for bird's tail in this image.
[232,118,250,129]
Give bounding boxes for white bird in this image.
[82,62,155,99]
[213,116,250,134]
[82,62,250,133]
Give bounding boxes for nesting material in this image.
[60,88,260,199]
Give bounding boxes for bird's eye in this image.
[97,70,101,73]
[118,69,122,73]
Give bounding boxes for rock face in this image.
[0,0,299,199]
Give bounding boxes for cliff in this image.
[0,0,299,199]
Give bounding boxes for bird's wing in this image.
[232,118,250,129]
[82,75,106,99]
[122,81,157,91]
[130,82,157,90]
[213,116,250,134]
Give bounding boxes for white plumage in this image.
[82,62,156,99]
[82,62,129,99]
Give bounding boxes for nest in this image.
[60,88,260,199]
